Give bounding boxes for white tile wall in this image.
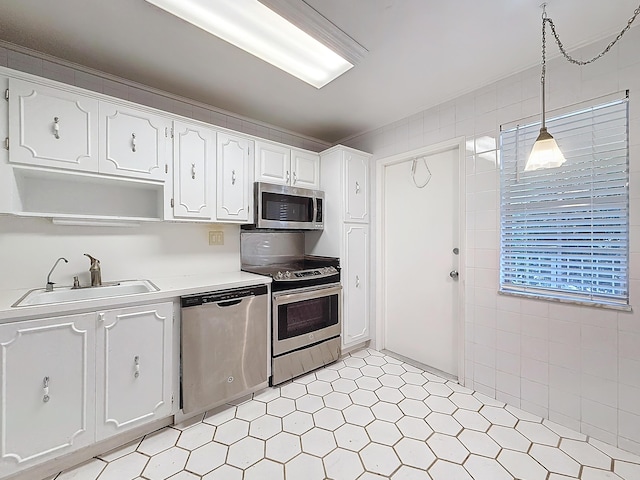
[346,25,640,454]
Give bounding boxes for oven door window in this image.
[277,294,339,340]
[262,192,314,223]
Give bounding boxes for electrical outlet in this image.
[209,230,224,245]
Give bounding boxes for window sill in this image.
[498,289,632,312]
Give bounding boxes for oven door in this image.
[272,283,342,357]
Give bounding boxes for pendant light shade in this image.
[525,126,566,171]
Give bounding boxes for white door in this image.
[172,120,215,219]
[255,140,290,185]
[99,101,169,181]
[343,224,370,348]
[8,78,99,172]
[291,149,320,189]
[96,303,173,440]
[380,144,462,378]
[217,132,252,222]
[0,313,95,475]
[344,151,369,223]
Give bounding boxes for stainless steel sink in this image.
[12,280,160,307]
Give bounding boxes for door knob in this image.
[449,270,459,280]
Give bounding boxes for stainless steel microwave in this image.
[253,182,324,230]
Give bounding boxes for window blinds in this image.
[499,97,629,307]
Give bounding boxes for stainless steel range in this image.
[241,232,342,385]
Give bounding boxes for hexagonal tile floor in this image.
[53,348,640,480]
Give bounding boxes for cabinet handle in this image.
[355,275,360,288]
[286,171,290,184]
[131,133,136,153]
[53,117,60,139]
[134,356,140,378]
[231,170,236,185]
[43,376,50,403]
[191,163,196,180]
[355,181,360,194]
[293,172,297,185]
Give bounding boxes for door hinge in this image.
[165,164,168,174]
[4,137,8,150]
[4,89,8,101]
[170,198,174,208]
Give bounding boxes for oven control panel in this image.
[274,266,337,281]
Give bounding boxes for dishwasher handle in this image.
[217,299,243,308]
[181,284,268,308]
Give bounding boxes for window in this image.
[499,96,629,308]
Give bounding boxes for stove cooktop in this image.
[242,255,340,290]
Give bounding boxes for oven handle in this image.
[313,197,318,224]
[273,284,342,305]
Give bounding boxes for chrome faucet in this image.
[46,257,68,291]
[84,254,102,287]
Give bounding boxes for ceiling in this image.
[0,0,638,144]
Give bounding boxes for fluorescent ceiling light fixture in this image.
[145,0,355,88]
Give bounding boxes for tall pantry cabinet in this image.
[307,145,372,350]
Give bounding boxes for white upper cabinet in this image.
[291,148,320,189]
[96,303,173,441]
[0,313,96,476]
[172,120,215,219]
[255,141,290,186]
[255,140,320,189]
[217,132,253,223]
[8,77,99,172]
[344,150,369,223]
[99,101,169,181]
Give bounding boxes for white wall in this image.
[346,26,640,453]
[0,216,241,291]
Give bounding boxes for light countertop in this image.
[0,271,271,324]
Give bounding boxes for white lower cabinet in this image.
[96,302,173,440]
[0,301,174,477]
[0,313,96,476]
[343,224,370,348]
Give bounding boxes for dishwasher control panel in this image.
[181,285,268,308]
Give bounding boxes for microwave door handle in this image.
[313,197,318,223]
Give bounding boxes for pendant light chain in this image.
[543,4,640,67]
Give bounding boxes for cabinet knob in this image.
[355,275,360,288]
[134,355,140,378]
[53,117,60,139]
[131,133,137,153]
[191,163,196,180]
[355,181,360,194]
[286,171,290,183]
[231,170,236,185]
[293,172,297,184]
[43,376,50,403]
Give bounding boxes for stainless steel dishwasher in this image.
[181,285,268,415]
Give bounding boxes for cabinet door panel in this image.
[173,121,215,218]
[0,314,95,474]
[344,151,369,222]
[343,224,369,347]
[100,102,168,181]
[8,78,99,171]
[255,141,290,185]
[96,303,172,440]
[291,149,320,189]
[217,132,251,222]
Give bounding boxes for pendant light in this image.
[525,3,640,172]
